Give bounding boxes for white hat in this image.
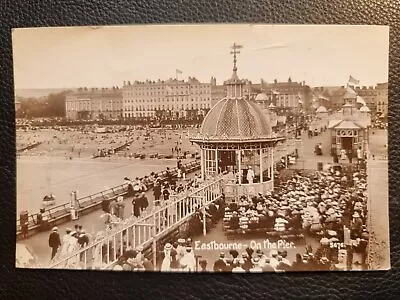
[251,257,260,265]
[327,230,337,236]
[320,237,330,245]
[270,250,278,257]
[52,227,58,231]
[113,265,123,271]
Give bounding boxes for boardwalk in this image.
[367,158,390,270]
[17,171,198,266]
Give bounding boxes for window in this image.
[204,149,217,175]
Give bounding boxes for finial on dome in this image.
[230,43,243,72]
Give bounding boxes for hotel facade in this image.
[65,87,123,120]
[121,77,213,121]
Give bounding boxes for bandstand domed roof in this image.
[360,105,370,112]
[190,43,282,144]
[255,93,268,101]
[316,105,327,113]
[199,97,273,141]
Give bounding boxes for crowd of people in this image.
[89,173,222,270]
[17,124,199,159]
[112,238,199,271]
[33,109,373,272]
[48,224,90,261]
[220,164,369,271]
[43,159,207,266]
[147,163,369,272]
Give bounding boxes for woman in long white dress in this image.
[180,247,196,272]
[161,243,172,272]
[60,229,72,257]
[92,231,106,269]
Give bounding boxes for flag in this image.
[356,95,366,106]
[176,69,183,74]
[348,75,360,85]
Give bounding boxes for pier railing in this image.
[47,177,224,270]
[17,160,201,238]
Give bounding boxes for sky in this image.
[12,24,389,89]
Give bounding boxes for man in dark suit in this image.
[49,227,61,259]
[213,252,228,272]
[153,180,162,206]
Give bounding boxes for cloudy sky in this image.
[12,24,389,89]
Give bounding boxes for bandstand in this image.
[190,43,285,198]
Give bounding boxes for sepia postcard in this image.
[13,24,390,272]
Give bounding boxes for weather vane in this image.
[230,43,243,71]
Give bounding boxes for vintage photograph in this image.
[13,24,390,272]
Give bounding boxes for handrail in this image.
[47,177,223,269]
[31,142,298,269]
[17,160,201,234]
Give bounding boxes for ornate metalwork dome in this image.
[191,42,280,144]
[198,97,273,141]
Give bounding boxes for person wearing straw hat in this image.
[48,227,61,260]
[249,256,263,273]
[180,246,196,272]
[161,243,173,272]
[350,211,363,239]
[176,238,186,262]
[231,259,245,273]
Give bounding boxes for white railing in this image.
[47,177,224,270]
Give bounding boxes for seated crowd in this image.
[221,166,369,270]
